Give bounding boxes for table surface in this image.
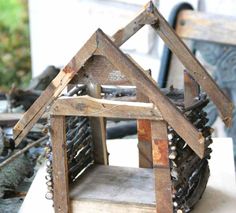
[20,138,236,213]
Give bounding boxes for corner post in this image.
[51,115,71,213]
[151,120,173,213]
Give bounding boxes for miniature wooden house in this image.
[13,2,233,213]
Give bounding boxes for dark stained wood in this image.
[151,121,173,213]
[96,29,205,158]
[176,10,236,46]
[51,115,70,213]
[151,5,233,126]
[184,70,200,108]
[87,84,108,165]
[50,95,162,120]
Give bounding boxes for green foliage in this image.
[0,0,31,90]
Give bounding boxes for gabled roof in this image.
[13,1,233,159]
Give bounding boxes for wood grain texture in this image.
[51,116,70,213]
[50,96,162,120]
[96,29,205,158]
[176,10,236,46]
[137,82,153,168]
[151,5,233,126]
[13,32,98,145]
[70,166,156,209]
[87,84,108,165]
[112,4,157,47]
[151,121,173,213]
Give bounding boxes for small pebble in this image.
[169,151,177,160]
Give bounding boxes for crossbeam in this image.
[50,95,162,120]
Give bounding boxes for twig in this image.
[0,135,48,170]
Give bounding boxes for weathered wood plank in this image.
[50,95,162,120]
[70,165,156,212]
[87,84,108,165]
[13,31,98,145]
[96,29,205,158]
[176,10,236,46]
[151,5,233,126]
[151,121,173,213]
[50,116,70,213]
[112,4,157,47]
[137,71,153,168]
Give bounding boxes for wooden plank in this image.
[96,29,205,158]
[70,165,156,212]
[184,70,200,107]
[87,84,108,165]
[151,5,233,126]
[137,72,153,168]
[72,3,158,86]
[176,10,236,46]
[50,95,162,120]
[72,200,155,213]
[13,31,98,145]
[151,121,173,213]
[50,116,70,213]
[112,3,157,47]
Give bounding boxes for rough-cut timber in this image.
[13,0,233,158]
[13,33,98,145]
[51,95,162,120]
[151,121,173,213]
[176,10,236,46]
[150,3,233,125]
[50,116,70,213]
[87,84,108,165]
[96,29,205,158]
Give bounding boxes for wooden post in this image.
[137,90,153,168]
[151,121,173,213]
[51,115,71,213]
[87,83,108,165]
[184,70,200,107]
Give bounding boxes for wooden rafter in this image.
[13,1,233,158]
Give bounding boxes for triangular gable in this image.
[14,29,204,157]
[78,1,234,125]
[13,2,233,158]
